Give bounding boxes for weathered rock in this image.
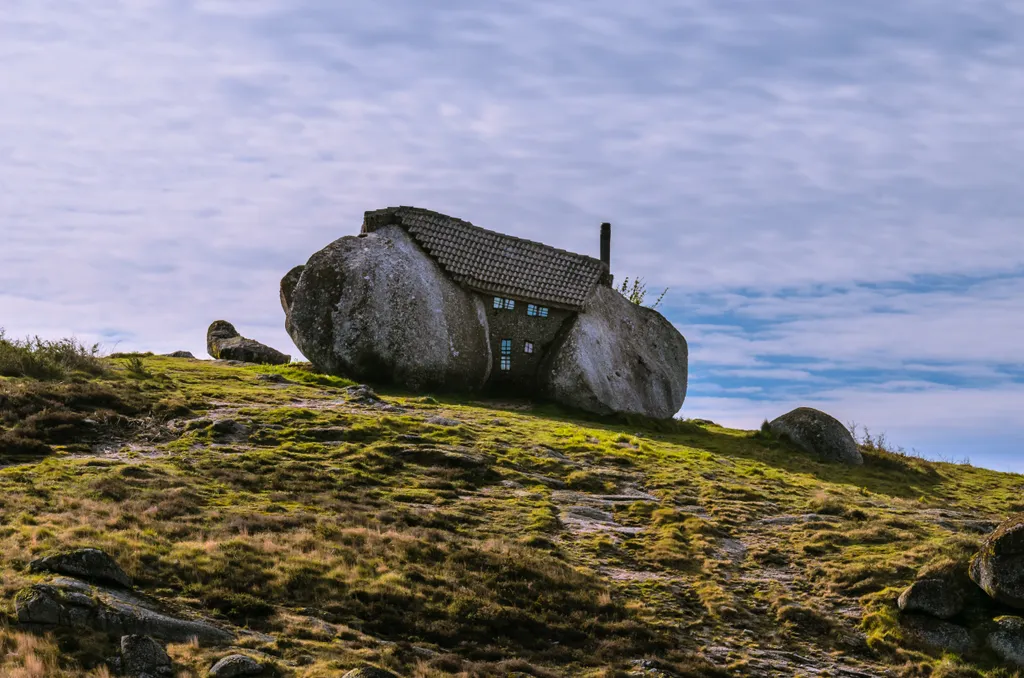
[280,265,305,336]
[163,351,196,359]
[30,548,131,588]
[207,321,290,365]
[16,577,233,644]
[544,284,688,419]
[121,635,172,677]
[899,614,974,655]
[987,616,1024,667]
[769,408,863,465]
[209,654,264,677]
[897,579,964,619]
[281,225,491,392]
[971,515,1024,609]
[341,668,401,678]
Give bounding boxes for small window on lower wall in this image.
[524,341,534,354]
[538,306,549,318]
[500,356,511,371]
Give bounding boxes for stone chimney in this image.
[600,222,611,269]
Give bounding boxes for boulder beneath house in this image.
[207,321,290,365]
[543,284,688,419]
[970,515,1024,609]
[769,407,863,465]
[281,224,491,392]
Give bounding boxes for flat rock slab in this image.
[16,577,233,644]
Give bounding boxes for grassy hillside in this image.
[0,343,1021,677]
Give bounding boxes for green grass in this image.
[0,352,1022,676]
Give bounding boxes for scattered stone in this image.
[971,515,1024,610]
[210,419,250,442]
[897,579,964,619]
[987,616,1024,667]
[121,635,172,677]
[16,577,233,644]
[209,654,264,677]
[282,224,491,392]
[341,669,400,678]
[426,416,461,427]
[207,320,290,365]
[30,548,131,588]
[899,614,974,655]
[545,284,688,420]
[769,408,863,465]
[163,351,196,359]
[255,372,292,384]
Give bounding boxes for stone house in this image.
[361,206,614,393]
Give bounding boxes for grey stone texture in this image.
[898,613,974,655]
[207,321,290,365]
[897,578,964,619]
[341,669,401,678]
[16,577,233,644]
[544,284,688,419]
[30,548,131,588]
[120,635,173,677]
[970,515,1024,609]
[282,224,492,392]
[209,654,265,677]
[769,407,863,465]
[988,616,1024,667]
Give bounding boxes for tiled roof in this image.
[363,206,606,311]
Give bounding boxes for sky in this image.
[2,1,1022,471]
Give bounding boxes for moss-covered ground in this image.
[0,354,1022,676]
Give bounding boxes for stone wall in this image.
[480,295,574,394]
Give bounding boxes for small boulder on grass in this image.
[971,515,1024,609]
[342,669,401,678]
[207,321,290,365]
[209,654,264,677]
[898,578,965,619]
[899,613,974,655]
[121,635,172,677]
[988,616,1024,667]
[29,547,131,588]
[769,407,863,465]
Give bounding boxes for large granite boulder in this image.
[207,321,290,365]
[30,548,131,588]
[281,225,491,392]
[16,577,233,644]
[897,578,964,619]
[543,284,687,419]
[769,407,863,465]
[121,634,173,677]
[970,515,1024,609]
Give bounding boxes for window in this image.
[527,304,538,316]
[500,338,512,370]
[524,341,534,354]
[538,306,549,318]
[494,297,516,311]
[528,304,549,317]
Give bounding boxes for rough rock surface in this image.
[121,635,172,677]
[30,548,131,588]
[897,579,964,619]
[207,321,290,365]
[16,577,233,644]
[209,654,264,677]
[971,515,1024,609]
[163,351,196,359]
[341,669,401,678]
[899,614,974,655]
[769,408,863,465]
[281,225,491,391]
[544,284,688,419]
[987,616,1024,667]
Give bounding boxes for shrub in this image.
[0,330,105,380]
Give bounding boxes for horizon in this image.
[2,1,1022,472]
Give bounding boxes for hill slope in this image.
[0,353,1021,677]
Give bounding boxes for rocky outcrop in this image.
[897,578,964,619]
[30,548,131,588]
[209,654,265,677]
[769,408,863,465]
[16,577,233,644]
[121,635,173,677]
[207,321,290,365]
[970,515,1024,609]
[988,616,1024,667]
[163,351,196,359]
[543,284,687,419]
[281,225,491,392]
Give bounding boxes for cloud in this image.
[1,0,1023,468]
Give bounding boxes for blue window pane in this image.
[500,356,511,370]
[527,304,538,316]
[524,342,534,354]
[500,339,512,354]
[539,307,549,318]
[493,296,503,309]
[505,298,515,310]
